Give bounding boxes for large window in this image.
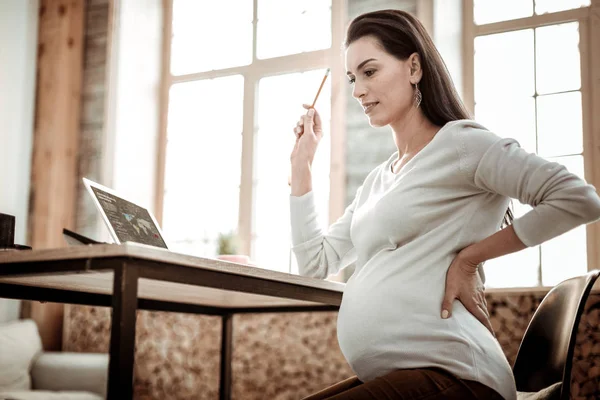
[467,0,595,287]
[254,70,332,273]
[158,0,339,273]
[162,76,245,257]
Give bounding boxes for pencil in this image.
[310,68,330,109]
[289,68,331,187]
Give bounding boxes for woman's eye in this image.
[365,70,375,77]
[348,77,355,85]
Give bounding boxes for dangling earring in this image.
[413,82,422,108]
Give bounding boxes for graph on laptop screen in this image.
[90,186,168,249]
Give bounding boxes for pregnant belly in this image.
[337,282,443,359]
[335,278,488,374]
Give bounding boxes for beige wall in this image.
[0,0,39,323]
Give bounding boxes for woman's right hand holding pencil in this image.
[289,68,329,191]
[290,104,323,167]
[289,104,323,195]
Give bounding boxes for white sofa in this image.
[0,319,108,400]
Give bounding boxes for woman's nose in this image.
[352,82,366,100]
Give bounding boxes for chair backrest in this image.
[512,270,600,397]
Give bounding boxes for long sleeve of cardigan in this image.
[289,187,362,279]
[459,128,600,247]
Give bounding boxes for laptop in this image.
[81,177,168,249]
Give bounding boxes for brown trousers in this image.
[302,368,504,400]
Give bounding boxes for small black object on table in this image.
[0,213,31,250]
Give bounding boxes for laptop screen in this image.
[89,185,168,249]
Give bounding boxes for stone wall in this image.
[63,290,600,400]
[75,0,110,239]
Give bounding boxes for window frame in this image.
[462,0,600,282]
[155,0,348,268]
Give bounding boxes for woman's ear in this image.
[408,52,423,84]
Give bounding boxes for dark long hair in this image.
[345,9,513,228]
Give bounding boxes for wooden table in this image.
[0,243,344,399]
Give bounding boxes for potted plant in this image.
[216,231,250,264]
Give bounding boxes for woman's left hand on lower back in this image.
[441,251,495,337]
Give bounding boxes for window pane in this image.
[541,226,587,286]
[536,22,581,95]
[484,247,540,288]
[162,75,244,256]
[257,0,331,59]
[253,69,331,272]
[541,155,587,286]
[475,29,534,102]
[475,97,536,154]
[474,0,533,25]
[485,201,540,288]
[535,0,590,14]
[171,0,252,75]
[536,91,583,157]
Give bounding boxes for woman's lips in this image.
[364,102,379,114]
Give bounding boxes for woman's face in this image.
[345,36,416,128]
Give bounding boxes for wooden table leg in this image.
[220,313,233,400]
[107,263,139,399]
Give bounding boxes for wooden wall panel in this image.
[26,0,86,350]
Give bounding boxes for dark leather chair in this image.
[513,270,600,400]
